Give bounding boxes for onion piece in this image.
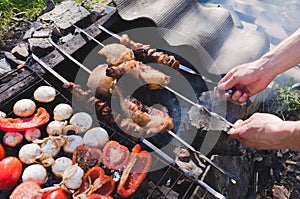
[0,111,6,118]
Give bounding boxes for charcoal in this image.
[28,38,54,55]
[2,51,25,67]
[0,58,12,76]
[11,43,29,60]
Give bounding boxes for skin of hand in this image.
[216,59,275,103]
[229,113,300,150]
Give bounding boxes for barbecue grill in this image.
[0,2,263,198]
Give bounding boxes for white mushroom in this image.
[19,143,43,164]
[3,132,23,147]
[69,112,93,133]
[13,99,36,117]
[34,86,56,103]
[24,128,41,142]
[63,135,83,154]
[46,121,67,136]
[83,127,109,148]
[51,157,73,178]
[53,103,73,121]
[62,164,84,190]
[22,164,47,185]
[0,111,6,118]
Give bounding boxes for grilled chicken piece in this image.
[120,95,174,135]
[106,60,171,89]
[86,64,116,98]
[120,34,179,70]
[98,43,135,66]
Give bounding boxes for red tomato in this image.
[117,145,152,197]
[9,180,43,199]
[0,143,5,160]
[72,145,102,172]
[0,156,22,190]
[42,187,71,199]
[102,141,129,170]
[0,107,50,132]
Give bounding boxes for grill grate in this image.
[0,64,200,199]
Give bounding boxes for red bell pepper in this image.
[117,144,152,197]
[0,108,50,132]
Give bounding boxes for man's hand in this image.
[229,113,288,150]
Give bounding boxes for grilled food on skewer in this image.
[106,60,170,90]
[120,34,180,70]
[98,43,135,66]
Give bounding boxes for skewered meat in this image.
[98,43,135,66]
[63,83,174,136]
[106,60,171,89]
[120,34,179,70]
[86,64,115,98]
[119,95,174,135]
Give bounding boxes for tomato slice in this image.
[0,108,50,132]
[0,143,5,160]
[0,156,22,190]
[9,180,43,199]
[72,145,102,172]
[42,187,71,199]
[117,144,152,198]
[77,166,115,197]
[102,141,129,170]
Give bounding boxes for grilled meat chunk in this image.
[120,96,174,135]
[86,64,116,98]
[120,34,179,70]
[98,43,135,66]
[106,60,171,89]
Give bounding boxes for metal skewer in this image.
[48,34,237,182]
[75,24,234,128]
[141,138,227,199]
[32,53,227,199]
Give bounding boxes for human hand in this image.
[216,60,275,103]
[229,113,289,150]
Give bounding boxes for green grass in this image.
[0,0,63,40]
[0,0,106,41]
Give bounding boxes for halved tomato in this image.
[102,141,129,170]
[0,156,22,190]
[42,187,71,199]
[117,144,152,198]
[9,180,43,199]
[72,145,102,172]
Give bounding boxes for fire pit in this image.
[0,1,270,198]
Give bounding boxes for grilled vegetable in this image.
[22,164,48,185]
[51,157,73,178]
[72,145,102,172]
[42,187,71,199]
[3,131,23,147]
[102,141,129,171]
[117,144,152,197]
[34,86,56,103]
[13,99,36,117]
[0,107,50,132]
[9,180,43,199]
[83,127,109,148]
[0,156,22,190]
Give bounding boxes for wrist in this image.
[281,121,300,151]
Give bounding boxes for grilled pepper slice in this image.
[102,141,130,170]
[117,144,152,197]
[0,108,50,132]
